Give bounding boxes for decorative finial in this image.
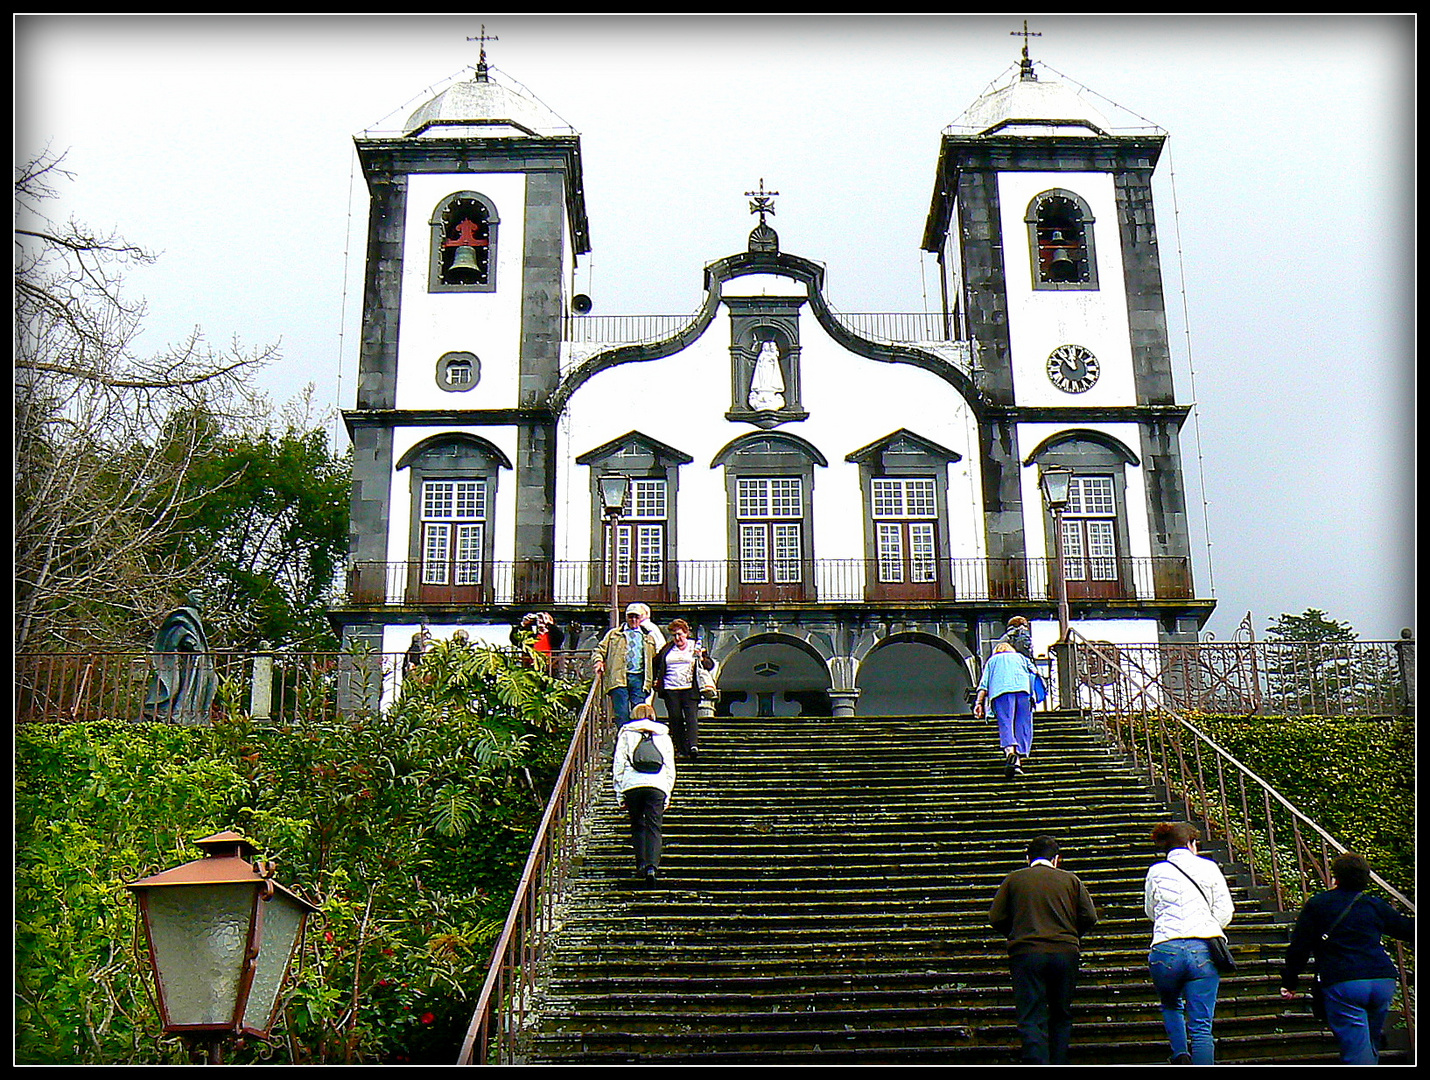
[467,24,499,81]
[1011,19,1041,81]
[745,179,780,254]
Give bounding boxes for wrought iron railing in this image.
[1075,638,1410,718]
[1067,631,1415,1043]
[457,677,610,1064]
[13,648,593,725]
[345,555,1195,608]
[561,311,963,347]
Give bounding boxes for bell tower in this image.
[339,46,590,648]
[922,31,1200,641]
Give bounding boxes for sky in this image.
[15,13,1415,642]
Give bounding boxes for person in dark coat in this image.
[1279,852,1414,1064]
[990,835,1100,1064]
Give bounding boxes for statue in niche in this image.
[748,340,786,412]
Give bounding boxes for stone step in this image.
[512,712,1332,1064]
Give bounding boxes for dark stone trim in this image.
[987,404,1192,426]
[1021,428,1141,467]
[347,424,394,566]
[845,428,963,466]
[395,432,513,472]
[356,173,407,410]
[1115,168,1176,405]
[576,430,694,467]
[710,430,830,470]
[344,408,554,431]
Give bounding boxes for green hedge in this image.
[15,641,587,1064]
[1187,713,1414,900]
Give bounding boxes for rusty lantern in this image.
[126,831,318,1046]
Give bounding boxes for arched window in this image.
[397,434,511,602]
[712,432,827,602]
[428,192,500,293]
[1025,189,1098,291]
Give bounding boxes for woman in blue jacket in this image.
[973,641,1039,778]
[1279,852,1414,1064]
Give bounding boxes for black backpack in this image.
[631,730,665,773]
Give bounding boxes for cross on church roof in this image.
[745,179,779,226]
[467,24,499,79]
[1011,19,1041,81]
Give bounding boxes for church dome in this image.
[403,70,571,138]
[950,71,1113,138]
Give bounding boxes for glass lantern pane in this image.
[146,883,256,1027]
[242,892,307,1034]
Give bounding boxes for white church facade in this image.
[331,47,1213,716]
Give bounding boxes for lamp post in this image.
[126,831,318,1063]
[1039,466,1074,709]
[597,474,630,630]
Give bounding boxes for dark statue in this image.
[139,598,219,725]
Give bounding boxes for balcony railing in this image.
[344,556,1196,608]
[562,311,961,347]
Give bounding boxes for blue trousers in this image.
[1323,978,1396,1064]
[609,672,648,727]
[992,691,1034,756]
[1149,938,1221,1064]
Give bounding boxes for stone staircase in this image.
[516,711,1353,1064]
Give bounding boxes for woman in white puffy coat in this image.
[612,703,677,886]
[1144,821,1235,1064]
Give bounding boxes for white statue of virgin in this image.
[748,340,785,411]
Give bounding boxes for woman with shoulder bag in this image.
[653,618,714,762]
[1144,821,1236,1064]
[1279,852,1414,1064]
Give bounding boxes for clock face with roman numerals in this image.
[1047,344,1100,394]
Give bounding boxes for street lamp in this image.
[126,831,318,1063]
[1038,466,1073,642]
[597,474,630,630]
[1039,466,1074,709]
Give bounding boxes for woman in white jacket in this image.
[1144,821,1235,1064]
[612,703,677,886]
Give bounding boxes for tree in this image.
[1265,609,1358,643]
[163,397,351,650]
[14,153,273,654]
[1263,609,1397,715]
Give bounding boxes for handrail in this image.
[457,676,609,1065]
[1065,629,1415,1044]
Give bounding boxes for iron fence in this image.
[457,679,611,1064]
[346,555,1195,608]
[1068,632,1415,1044]
[14,648,595,726]
[1071,638,1410,717]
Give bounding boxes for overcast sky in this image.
[16,14,1415,642]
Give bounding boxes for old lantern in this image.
[126,831,318,1049]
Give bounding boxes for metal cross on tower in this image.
[746,179,779,226]
[1011,19,1041,80]
[468,24,499,78]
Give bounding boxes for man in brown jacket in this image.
[989,835,1099,1064]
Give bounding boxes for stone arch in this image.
[715,632,833,718]
[854,631,976,716]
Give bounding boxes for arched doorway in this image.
[856,637,972,716]
[717,636,832,717]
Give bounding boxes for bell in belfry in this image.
[449,243,481,273]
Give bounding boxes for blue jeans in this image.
[1323,978,1395,1064]
[609,672,648,727]
[1149,939,1221,1064]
